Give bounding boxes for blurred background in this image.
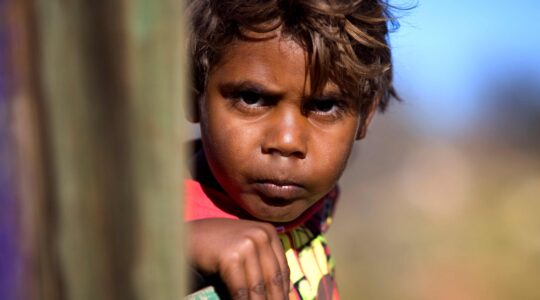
[329,0,540,299]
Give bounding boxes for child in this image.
[185,0,398,299]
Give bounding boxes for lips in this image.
[252,179,306,202]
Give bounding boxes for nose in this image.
[261,107,307,159]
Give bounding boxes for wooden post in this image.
[2,1,63,298]
[4,0,187,299]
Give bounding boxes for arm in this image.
[187,218,291,299]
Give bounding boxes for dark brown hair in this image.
[188,0,399,119]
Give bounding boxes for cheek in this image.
[311,123,358,185]
[201,108,259,180]
[316,140,353,179]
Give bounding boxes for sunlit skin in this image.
[196,34,368,223]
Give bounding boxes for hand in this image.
[188,218,290,299]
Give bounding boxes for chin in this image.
[259,215,296,223]
[249,205,304,223]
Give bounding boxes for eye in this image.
[312,99,338,113]
[226,89,274,114]
[237,91,264,106]
[305,98,349,121]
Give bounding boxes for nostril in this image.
[262,145,306,159]
[289,150,306,159]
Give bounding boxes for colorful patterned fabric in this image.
[279,193,339,300]
[185,179,340,300]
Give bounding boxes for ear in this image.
[185,88,201,123]
[355,95,381,140]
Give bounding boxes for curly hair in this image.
[188,0,399,119]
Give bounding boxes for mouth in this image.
[251,179,306,203]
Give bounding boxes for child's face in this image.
[198,35,363,222]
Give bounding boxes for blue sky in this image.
[390,0,540,133]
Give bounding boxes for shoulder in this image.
[184,179,240,221]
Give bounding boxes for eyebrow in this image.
[310,91,347,101]
[219,81,283,99]
[218,80,348,102]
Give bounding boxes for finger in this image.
[220,255,249,300]
[268,227,290,294]
[243,238,266,300]
[251,224,289,299]
[254,235,285,299]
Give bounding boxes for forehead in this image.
[208,36,339,94]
